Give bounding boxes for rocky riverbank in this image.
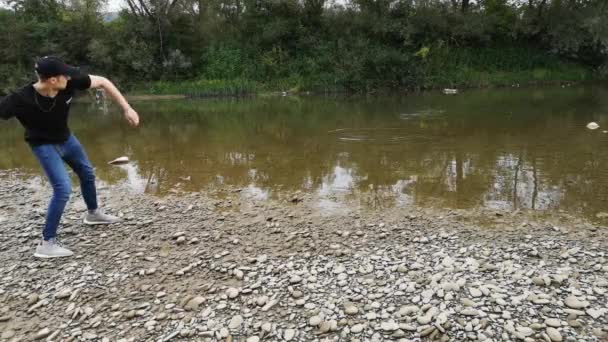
[0,172,607,341]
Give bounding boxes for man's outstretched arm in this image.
[89,75,140,127]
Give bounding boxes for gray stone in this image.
[229,315,243,330]
[381,321,399,331]
[344,303,359,315]
[351,324,364,333]
[184,296,205,311]
[34,328,51,340]
[545,318,561,328]
[564,296,589,309]
[284,329,296,341]
[226,288,239,299]
[55,289,72,299]
[546,328,562,342]
[469,288,483,298]
[309,316,322,326]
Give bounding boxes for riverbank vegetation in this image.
[1,0,606,94]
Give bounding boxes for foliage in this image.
[0,0,606,93]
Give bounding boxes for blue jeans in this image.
[31,135,98,240]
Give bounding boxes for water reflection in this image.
[1,85,608,219]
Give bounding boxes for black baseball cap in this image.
[35,56,80,78]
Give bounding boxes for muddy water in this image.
[1,85,608,219]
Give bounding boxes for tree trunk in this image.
[461,0,469,13]
[537,0,547,18]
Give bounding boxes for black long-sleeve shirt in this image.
[0,74,91,145]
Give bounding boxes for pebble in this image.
[586,308,605,319]
[34,328,51,340]
[517,326,534,337]
[229,315,243,329]
[351,324,364,333]
[381,320,399,331]
[256,296,268,306]
[55,288,72,299]
[27,294,39,305]
[470,288,483,298]
[227,288,240,299]
[344,303,359,315]
[564,296,589,309]
[184,296,205,311]
[261,299,278,311]
[284,329,296,341]
[545,318,561,328]
[461,298,478,307]
[309,316,322,326]
[546,327,562,342]
[460,309,479,316]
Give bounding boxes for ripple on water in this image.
[332,128,435,145]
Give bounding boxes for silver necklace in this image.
[33,88,57,113]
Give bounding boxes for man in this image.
[0,56,140,258]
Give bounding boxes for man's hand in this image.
[124,107,140,127]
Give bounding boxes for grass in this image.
[127,46,597,96]
[131,79,258,97]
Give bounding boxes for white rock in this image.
[309,316,322,326]
[261,299,278,311]
[229,315,243,329]
[34,328,51,340]
[546,327,562,342]
[351,324,364,333]
[108,156,129,165]
[399,305,419,315]
[516,326,534,337]
[257,255,268,263]
[380,320,399,331]
[344,303,359,315]
[359,264,374,274]
[226,288,239,299]
[565,296,589,309]
[55,289,72,299]
[469,288,483,297]
[256,296,268,306]
[333,265,346,274]
[460,309,479,316]
[587,122,600,130]
[284,329,296,341]
[184,296,205,311]
[586,308,606,319]
[545,318,561,328]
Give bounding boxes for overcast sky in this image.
[106,0,123,12]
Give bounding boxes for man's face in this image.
[49,75,70,90]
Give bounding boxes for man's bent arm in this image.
[89,75,139,127]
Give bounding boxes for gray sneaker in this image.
[84,210,120,225]
[34,238,74,258]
